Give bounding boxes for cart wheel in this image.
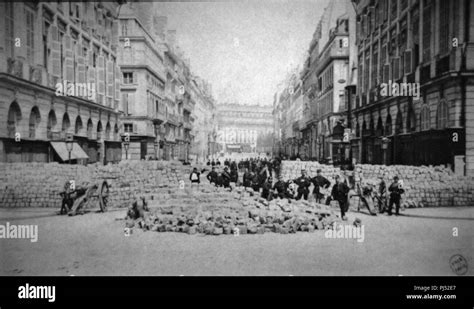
[99,180,109,212]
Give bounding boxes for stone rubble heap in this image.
[128,186,338,235]
[280,160,474,208]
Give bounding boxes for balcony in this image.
[183,100,193,112]
[183,119,193,130]
[167,114,179,126]
[153,110,166,124]
[7,58,23,78]
[165,89,176,102]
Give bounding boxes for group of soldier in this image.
[197,156,405,220]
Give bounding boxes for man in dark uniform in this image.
[388,176,404,216]
[294,169,311,200]
[242,168,253,188]
[272,176,289,200]
[331,175,350,220]
[261,177,273,200]
[311,169,331,203]
[206,167,218,186]
[221,167,232,191]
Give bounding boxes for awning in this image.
[50,142,89,161]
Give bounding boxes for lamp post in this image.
[154,140,159,160]
[65,133,74,164]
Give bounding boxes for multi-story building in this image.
[351,0,474,176]
[216,103,273,154]
[117,2,167,160]
[191,76,218,161]
[314,15,351,163]
[0,1,123,164]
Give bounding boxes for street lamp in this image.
[154,140,159,160]
[65,133,74,164]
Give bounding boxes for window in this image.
[390,0,398,21]
[439,0,450,55]
[123,72,134,84]
[25,8,35,63]
[5,2,14,58]
[43,21,51,67]
[421,104,430,131]
[121,21,128,36]
[372,43,378,87]
[124,123,133,133]
[422,0,432,62]
[437,99,449,129]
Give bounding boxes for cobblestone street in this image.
[1,204,472,276]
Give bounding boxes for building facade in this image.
[351,0,474,176]
[216,104,273,154]
[117,2,167,160]
[0,1,123,164]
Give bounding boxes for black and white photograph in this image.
[0,0,473,298]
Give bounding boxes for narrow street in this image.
[1,205,472,276]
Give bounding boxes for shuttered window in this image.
[422,0,432,62]
[439,0,450,55]
[5,2,15,58]
[50,26,61,78]
[25,8,35,63]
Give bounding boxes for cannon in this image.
[59,180,110,216]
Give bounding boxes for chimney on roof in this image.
[167,30,176,48]
[153,15,168,41]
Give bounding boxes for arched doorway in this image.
[394,110,404,164]
[47,110,57,139]
[374,116,384,164]
[105,122,111,141]
[361,120,368,163]
[97,121,103,141]
[29,106,41,139]
[87,119,93,139]
[7,101,22,138]
[114,124,119,141]
[75,116,83,135]
[62,113,71,134]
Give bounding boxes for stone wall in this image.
[280,161,474,208]
[0,161,197,208]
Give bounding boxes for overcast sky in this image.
[154,0,329,106]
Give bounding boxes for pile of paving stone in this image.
[127,186,338,235]
[279,161,474,208]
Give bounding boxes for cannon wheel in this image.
[99,180,109,212]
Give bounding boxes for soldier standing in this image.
[294,169,311,200]
[388,176,404,216]
[331,175,350,220]
[311,169,331,203]
[206,167,218,186]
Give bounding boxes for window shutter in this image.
[133,123,137,134]
[404,50,412,75]
[50,26,61,78]
[107,60,114,100]
[121,93,128,114]
[383,63,390,83]
[115,64,121,106]
[88,49,94,68]
[77,44,85,84]
[97,55,105,100]
[88,66,96,86]
[64,35,74,82]
[128,92,134,115]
